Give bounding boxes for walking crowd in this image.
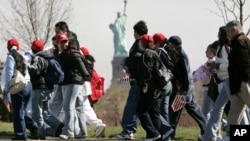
[1,19,250,141]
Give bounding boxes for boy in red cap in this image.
[153,33,175,140]
[136,34,163,141]
[28,39,64,139]
[2,38,38,140]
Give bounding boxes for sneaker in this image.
[75,135,86,139]
[143,135,161,141]
[216,135,222,141]
[219,136,229,141]
[11,136,27,140]
[198,135,205,141]
[115,133,134,140]
[59,134,74,140]
[55,123,64,137]
[95,124,106,137]
[29,125,38,139]
[221,123,227,132]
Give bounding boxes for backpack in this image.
[9,50,27,94]
[154,53,173,89]
[88,69,105,105]
[46,59,64,85]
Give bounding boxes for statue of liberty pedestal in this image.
[109,0,128,57]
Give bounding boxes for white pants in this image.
[82,96,103,129]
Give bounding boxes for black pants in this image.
[137,88,162,138]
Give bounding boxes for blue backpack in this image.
[46,59,64,85]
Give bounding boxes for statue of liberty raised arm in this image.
[109,0,128,56]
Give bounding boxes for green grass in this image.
[0,121,201,140]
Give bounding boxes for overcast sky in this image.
[1,0,250,90]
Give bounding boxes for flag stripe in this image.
[171,95,186,112]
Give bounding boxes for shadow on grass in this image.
[0,131,13,136]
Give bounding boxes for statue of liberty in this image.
[109,0,128,56]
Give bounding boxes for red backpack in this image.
[88,69,105,104]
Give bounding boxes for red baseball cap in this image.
[7,38,19,50]
[56,33,68,42]
[153,33,166,46]
[141,34,154,46]
[31,40,44,52]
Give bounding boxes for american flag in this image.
[171,95,186,112]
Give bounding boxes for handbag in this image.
[9,69,27,94]
[207,75,219,101]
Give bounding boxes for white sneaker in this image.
[59,134,74,140]
[143,135,161,141]
[115,132,134,140]
[95,124,106,137]
[219,136,229,141]
[216,135,222,141]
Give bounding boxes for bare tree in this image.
[0,0,72,51]
[209,0,250,34]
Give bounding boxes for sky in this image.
[1,0,250,90]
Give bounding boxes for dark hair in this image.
[218,26,230,46]
[217,26,230,57]
[133,20,148,36]
[164,41,179,63]
[207,41,219,56]
[55,21,69,33]
[67,39,78,50]
[210,40,219,50]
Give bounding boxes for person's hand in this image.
[142,86,148,93]
[177,90,186,95]
[120,75,129,82]
[209,62,220,69]
[3,91,11,112]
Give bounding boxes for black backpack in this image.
[154,53,173,89]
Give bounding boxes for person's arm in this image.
[72,51,91,81]
[3,55,15,92]
[238,41,250,82]
[2,55,15,112]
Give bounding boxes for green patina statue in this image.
[109,0,128,57]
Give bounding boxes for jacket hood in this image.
[36,49,54,59]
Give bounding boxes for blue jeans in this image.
[75,95,87,137]
[202,88,214,121]
[121,84,140,134]
[11,82,37,138]
[170,85,206,137]
[49,85,64,121]
[32,89,62,138]
[61,84,83,137]
[49,85,85,137]
[160,82,174,140]
[184,85,206,134]
[160,82,173,122]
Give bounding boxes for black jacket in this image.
[137,48,159,89]
[173,47,193,92]
[28,50,54,89]
[125,39,143,81]
[228,33,250,94]
[56,49,90,85]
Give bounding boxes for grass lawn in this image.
[0,121,202,140]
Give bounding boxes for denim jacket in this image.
[3,52,15,92]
